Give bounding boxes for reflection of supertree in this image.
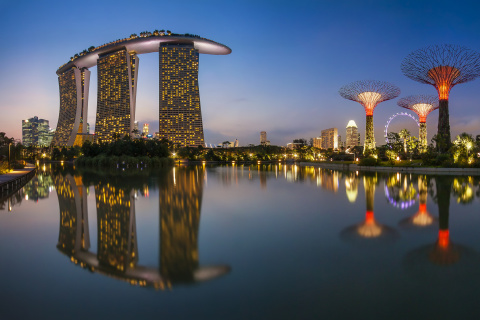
[397,95,439,152]
[430,176,458,265]
[384,173,417,210]
[399,175,436,228]
[339,80,400,153]
[341,173,398,241]
[159,166,230,283]
[401,45,480,153]
[345,172,358,203]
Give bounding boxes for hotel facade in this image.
[53,31,231,147]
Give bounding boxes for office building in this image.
[260,131,267,145]
[346,120,360,149]
[321,128,338,149]
[22,116,53,147]
[143,123,149,135]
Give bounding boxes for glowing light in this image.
[357,91,382,115]
[396,156,400,161]
[410,103,436,122]
[427,66,460,100]
[438,230,450,249]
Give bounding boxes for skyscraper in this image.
[142,123,149,136]
[321,128,338,149]
[22,116,52,147]
[158,43,203,147]
[260,131,267,145]
[95,49,138,143]
[346,120,360,149]
[52,67,90,146]
[54,32,230,147]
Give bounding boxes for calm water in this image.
[1,164,480,319]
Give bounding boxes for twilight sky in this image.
[1,0,480,146]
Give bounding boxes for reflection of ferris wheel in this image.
[384,112,419,143]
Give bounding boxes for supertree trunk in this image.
[419,122,427,153]
[437,99,451,153]
[364,114,375,154]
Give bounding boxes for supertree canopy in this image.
[339,80,400,153]
[401,44,480,153]
[397,95,439,152]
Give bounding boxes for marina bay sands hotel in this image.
[52,31,231,147]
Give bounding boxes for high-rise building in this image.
[158,43,203,147]
[54,32,230,147]
[234,139,239,147]
[52,67,90,146]
[95,49,138,143]
[22,116,52,147]
[338,135,343,148]
[143,123,149,135]
[313,137,322,149]
[346,120,360,149]
[321,128,338,149]
[260,131,267,145]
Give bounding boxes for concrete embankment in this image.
[299,162,480,176]
[0,164,37,197]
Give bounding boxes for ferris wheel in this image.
[384,112,419,143]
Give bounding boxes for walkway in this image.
[0,164,37,196]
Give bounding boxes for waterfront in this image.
[1,164,480,319]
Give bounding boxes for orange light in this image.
[427,66,460,100]
[365,210,375,224]
[438,229,450,249]
[419,203,426,212]
[357,91,382,116]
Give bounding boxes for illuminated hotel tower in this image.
[52,67,90,146]
[95,49,138,143]
[159,43,204,147]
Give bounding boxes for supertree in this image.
[397,95,439,152]
[401,44,480,153]
[339,80,400,154]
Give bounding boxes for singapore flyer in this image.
[384,112,419,143]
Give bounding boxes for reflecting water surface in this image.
[1,164,480,319]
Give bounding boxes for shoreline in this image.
[299,162,480,175]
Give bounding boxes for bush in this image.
[359,157,378,166]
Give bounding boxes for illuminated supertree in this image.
[397,95,439,152]
[401,45,480,153]
[339,80,400,154]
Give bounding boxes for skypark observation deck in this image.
[53,32,231,147]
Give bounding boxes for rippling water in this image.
[1,163,480,319]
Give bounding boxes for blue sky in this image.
[1,0,479,146]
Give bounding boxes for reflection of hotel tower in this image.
[95,181,137,272]
[56,174,90,255]
[159,167,203,282]
[56,167,229,287]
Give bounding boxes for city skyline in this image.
[1,0,480,146]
